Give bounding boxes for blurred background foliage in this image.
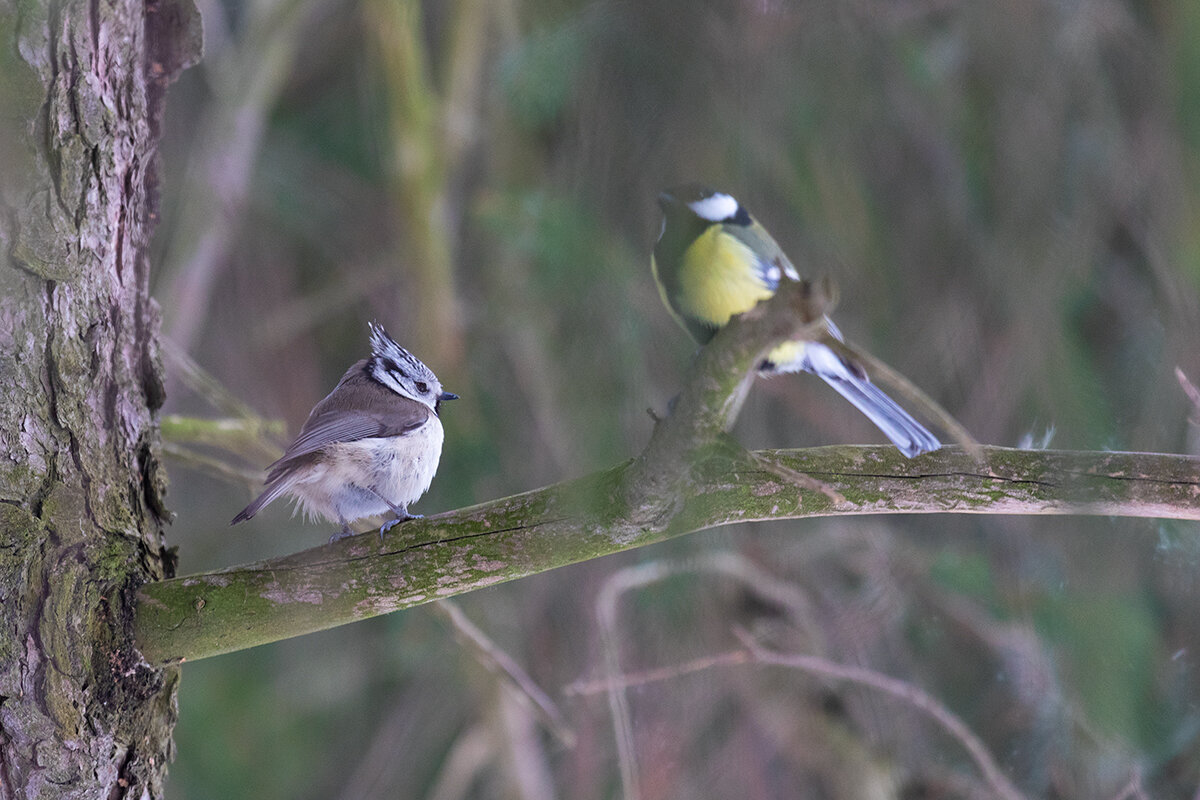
[151,0,1200,796]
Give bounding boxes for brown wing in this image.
[267,363,432,472]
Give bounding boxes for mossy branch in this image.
[132,282,1200,665]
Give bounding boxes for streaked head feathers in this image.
[367,322,453,410]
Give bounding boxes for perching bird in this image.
[652,184,939,457]
[232,322,457,540]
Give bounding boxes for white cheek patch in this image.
[688,192,739,222]
[372,364,410,398]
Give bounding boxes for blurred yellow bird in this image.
[652,184,940,457]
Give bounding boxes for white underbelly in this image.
[289,417,445,524]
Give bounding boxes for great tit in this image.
[652,184,940,458]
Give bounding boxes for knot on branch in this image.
[740,275,837,347]
[625,278,840,513]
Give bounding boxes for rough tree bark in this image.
[0,1,199,797]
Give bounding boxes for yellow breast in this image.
[675,226,774,328]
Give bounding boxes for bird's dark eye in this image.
[415,381,429,393]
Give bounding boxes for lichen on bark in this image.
[0,0,199,797]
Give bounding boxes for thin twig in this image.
[596,562,674,800]
[162,336,263,421]
[434,600,575,748]
[1107,766,1149,800]
[826,334,983,461]
[749,450,846,504]
[422,723,496,800]
[564,650,752,696]
[161,441,266,488]
[1177,367,1200,427]
[591,552,826,800]
[733,628,1027,800]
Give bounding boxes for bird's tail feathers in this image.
[231,479,291,526]
[804,343,940,458]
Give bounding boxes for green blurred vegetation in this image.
[150,0,1200,796]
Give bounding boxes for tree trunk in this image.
[0,1,199,797]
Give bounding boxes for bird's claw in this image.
[379,512,423,540]
[329,524,355,544]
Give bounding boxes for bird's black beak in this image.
[435,391,458,414]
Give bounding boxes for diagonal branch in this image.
[131,281,1200,665]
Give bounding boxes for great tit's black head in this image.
[655,185,753,269]
[659,185,751,227]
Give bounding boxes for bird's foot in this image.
[329,523,355,544]
[379,511,422,539]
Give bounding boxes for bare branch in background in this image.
[158,0,319,353]
[732,628,1027,800]
[434,600,574,748]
